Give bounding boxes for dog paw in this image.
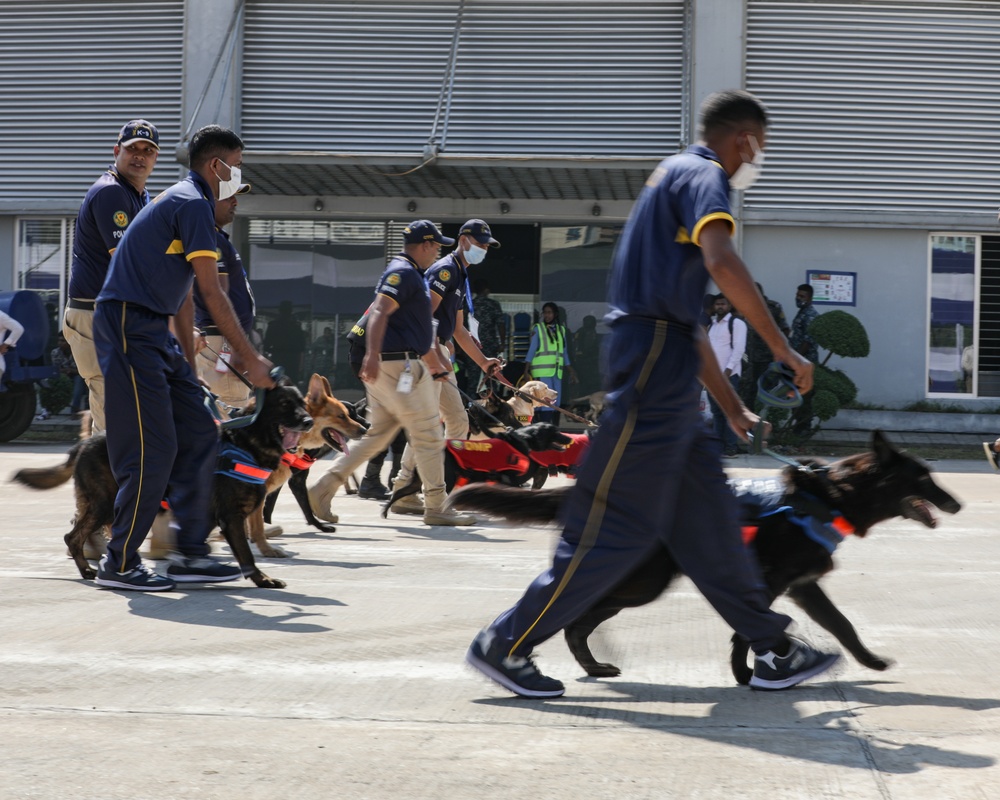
[584,662,622,678]
[81,568,97,580]
[253,542,289,558]
[251,574,287,589]
[860,654,895,671]
[312,521,337,532]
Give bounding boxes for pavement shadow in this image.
[474,679,997,774]
[119,586,345,633]
[392,523,525,543]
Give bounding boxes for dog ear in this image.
[871,429,899,469]
[306,374,325,404]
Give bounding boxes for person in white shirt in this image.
[0,308,25,385]
[707,294,747,457]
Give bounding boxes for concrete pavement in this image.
[2,440,999,799]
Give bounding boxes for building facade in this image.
[2,0,999,404]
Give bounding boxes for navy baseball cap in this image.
[402,219,455,246]
[117,119,159,150]
[459,219,500,248]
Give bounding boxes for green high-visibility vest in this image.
[530,323,565,379]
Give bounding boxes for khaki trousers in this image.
[196,335,253,408]
[62,306,106,433]
[318,356,448,511]
[395,343,468,486]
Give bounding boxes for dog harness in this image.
[730,477,854,554]
[527,433,590,469]
[281,451,317,472]
[446,438,531,479]
[215,443,272,485]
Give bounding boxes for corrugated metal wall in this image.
[0,1,184,204]
[242,0,686,157]
[745,0,1000,217]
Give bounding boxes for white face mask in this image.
[729,134,765,191]
[214,159,242,200]
[464,242,488,265]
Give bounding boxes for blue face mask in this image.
[465,243,488,264]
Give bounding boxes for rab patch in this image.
[386,273,401,286]
[112,211,129,228]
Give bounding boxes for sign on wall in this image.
[806,270,856,306]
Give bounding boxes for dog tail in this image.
[445,484,569,525]
[11,441,83,490]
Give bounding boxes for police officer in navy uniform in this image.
[467,90,840,696]
[193,184,255,409]
[63,120,160,434]
[92,124,274,591]
[389,219,503,514]
[308,220,477,527]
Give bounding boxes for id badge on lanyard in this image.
[214,341,232,373]
[396,356,414,394]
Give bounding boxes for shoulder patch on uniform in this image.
[645,165,668,189]
[439,268,451,282]
[386,273,401,286]
[113,211,129,228]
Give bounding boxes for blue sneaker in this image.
[166,554,242,583]
[750,636,840,690]
[466,628,565,698]
[94,556,175,592]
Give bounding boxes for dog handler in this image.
[467,90,840,696]
[390,219,504,514]
[308,220,478,527]
[92,124,274,591]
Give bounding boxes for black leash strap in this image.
[745,362,807,468]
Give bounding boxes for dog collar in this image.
[216,443,272,485]
[281,451,317,471]
[517,414,532,423]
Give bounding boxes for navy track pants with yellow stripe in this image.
[94,301,219,574]
[489,316,792,658]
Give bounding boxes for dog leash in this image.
[454,384,515,432]
[486,360,598,427]
[745,362,808,469]
[198,342,284,432]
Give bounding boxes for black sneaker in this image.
[750,636,840,690]
[983,442,1000,472]
[94,556,176,592]
[358,480,390,500]
[165,554,243,583]
[466,628,565,698]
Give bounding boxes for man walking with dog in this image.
[63,120,160,434]
[308,220,479,527]
[92,124,275,591]
[467,90,840,696]
[389,219,504,515]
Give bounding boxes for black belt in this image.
[201,326,222,336]
[68,299,95,311]
[380,351,420,361]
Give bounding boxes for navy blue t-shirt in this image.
[374,253,433,355]
[97,171,218,316]
[425,253,467,343]
[193,228,255,334]
[606,144,736,327]
[69,167,150,300]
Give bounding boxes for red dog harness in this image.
[527,433,590,469]
[446,438,531,483]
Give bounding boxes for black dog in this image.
[446,430,962,682]
[381,422,574,517]
[13,382,313,589]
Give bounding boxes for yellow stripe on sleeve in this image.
[691,212,735,247]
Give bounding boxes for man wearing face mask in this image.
[91,124,275,591]
[63,120,160,434]
[389,219,504,515]
[467,90,839,698]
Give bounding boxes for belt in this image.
[380,351,420,361]
[68,299,95,311]
[201,326,222,336]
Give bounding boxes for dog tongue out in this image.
[281,427,303,452]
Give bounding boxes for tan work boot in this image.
[309,471,343,523]
[391,493,425,515]
[423,508,478,526]
[146,512,174,559]
[263,524,284,538]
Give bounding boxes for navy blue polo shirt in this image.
[97,170,218,316]
[425,252,467,342]
[193,228,255,334]
[374,253,433,355]
[606,144,735,327]
[69,167,150,300]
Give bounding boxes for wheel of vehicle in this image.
[0,383,38,441]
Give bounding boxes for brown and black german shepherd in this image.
[250,373,368,556]
[13,380,313,589]
[446,430,962,683]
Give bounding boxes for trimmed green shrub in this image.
[811,310,870,364]
[39,374,73,415]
